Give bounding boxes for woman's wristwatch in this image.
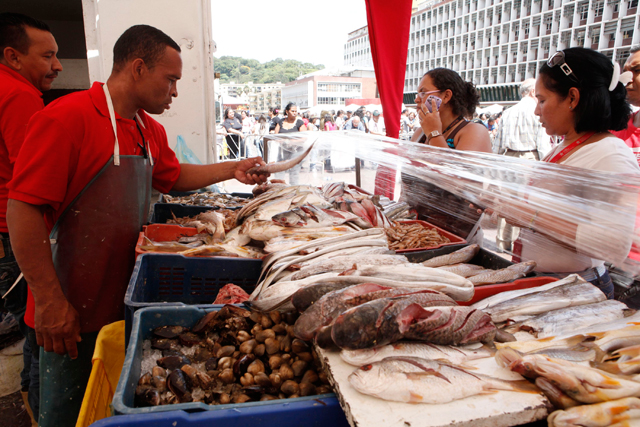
[427,130,442,142]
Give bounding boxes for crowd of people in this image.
[217,104,388,160]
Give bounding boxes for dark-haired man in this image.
[613,45,640,166]
[0,12,62,424]
[7,24,267,427]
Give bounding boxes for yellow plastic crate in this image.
[76,321,125,427]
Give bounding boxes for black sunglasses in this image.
[547,51,581,85]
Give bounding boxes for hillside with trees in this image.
[215,56,324,83]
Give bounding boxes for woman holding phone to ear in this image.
[412,68,492,153]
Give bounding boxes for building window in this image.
[317,83,362,93]
[593,0,604,16]
[524,21,530,36]
[629,0,638,8]
[318,97,348,105]
[578,2,589,19]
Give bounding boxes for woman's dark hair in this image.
[538,48,630,132]
[224,108,235,119]
[258,115,267,124]
[284,102,297,114]
[425,68,480,119]
[324,114,333,122]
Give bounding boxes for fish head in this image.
[272,211,306,227]
[341,348,378,366]
[348,363,389,395]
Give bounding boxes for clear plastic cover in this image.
[246,131,640,277]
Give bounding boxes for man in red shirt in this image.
[613,45,640,165]
[0,12,62,424]
[7,25,267,427]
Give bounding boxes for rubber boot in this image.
[21,390,38,427]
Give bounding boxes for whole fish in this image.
[438,263,491,278]
[252,198,295,221]
[340,342,493,367]
[528,346,598,363]
[245,139,316,175]
[421,244,479,268]
[475,276,606,323]
[272,205,360,228]
[348,356,539,404]
[548,397,640,427]
[291,282,353,313]
[509,300,629,339]
[472,274,581,311]
[467,261,537,285]
[331,299,492,350]
[496,348,640,404]
[293,283,391,341]
[290,255,408,280]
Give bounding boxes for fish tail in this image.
[500,379,541,394]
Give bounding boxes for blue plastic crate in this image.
[124,254,262,344]
[111,306,347,426]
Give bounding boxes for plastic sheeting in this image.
[261,131,640,276]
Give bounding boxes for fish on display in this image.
[507,300,630,339]
[421,244,479,268]
[536,377,581,410]
[597,345,640,376]
[287,255,408,282]
[294,286,457,346]
[496,348,640,404]
[272,205,361,228]
[526,346,598,363]
[587,324,640,353]
[438,263,491,278]
[348,356,540,404]
[331,298,493,350]
[467,261,537,285]
[548,397,640,427]
[245,139,316,175]
[474,275,606,323]
[495,334,588,354]
[340,342,493,366]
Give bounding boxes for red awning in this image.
[367,0,413,199]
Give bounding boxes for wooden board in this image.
[317,347,551,427]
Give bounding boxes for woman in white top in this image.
[495,47,639,298]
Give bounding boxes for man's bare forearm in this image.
[171,162,240,191]
[7,199,65,304]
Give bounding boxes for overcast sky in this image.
[210,1,368,68]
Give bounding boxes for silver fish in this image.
[474,276,606,323]
[467,261,537,285]
[511,300,628,339]
[287,255,408,281]
[246,139,316,175]
[348,356,539,404]
[340,342,493,366]
[421,244,479,268]
[527,347,598,363]
[587,324,640,353]
[438,263,491,278]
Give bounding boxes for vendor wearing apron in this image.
[6,25,268,427]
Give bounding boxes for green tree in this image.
[215,56,324,84]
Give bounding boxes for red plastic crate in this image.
[134,224,199,259]
[460,276,558,306]
[392,220,467,253]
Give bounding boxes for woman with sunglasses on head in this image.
[412,68,492,153]
[494,48,639,298]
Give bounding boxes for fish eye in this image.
[361,364,373,371]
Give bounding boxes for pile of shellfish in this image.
[135,305,332,407]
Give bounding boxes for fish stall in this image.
[88,131,640,427]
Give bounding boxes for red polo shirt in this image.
[0,64,44,232]
[9,81,181,328]
[613,111,640,167]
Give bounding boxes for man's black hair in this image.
[0,12,51,54]
[113,25,180,71]
[538,47,630,132]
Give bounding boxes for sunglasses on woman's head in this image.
[547,51,581,85]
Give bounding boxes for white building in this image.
[345,0,640,104]
[344,26,373,67]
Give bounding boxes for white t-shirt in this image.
[520,136,640,272]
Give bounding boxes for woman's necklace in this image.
[442,115,464,136]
